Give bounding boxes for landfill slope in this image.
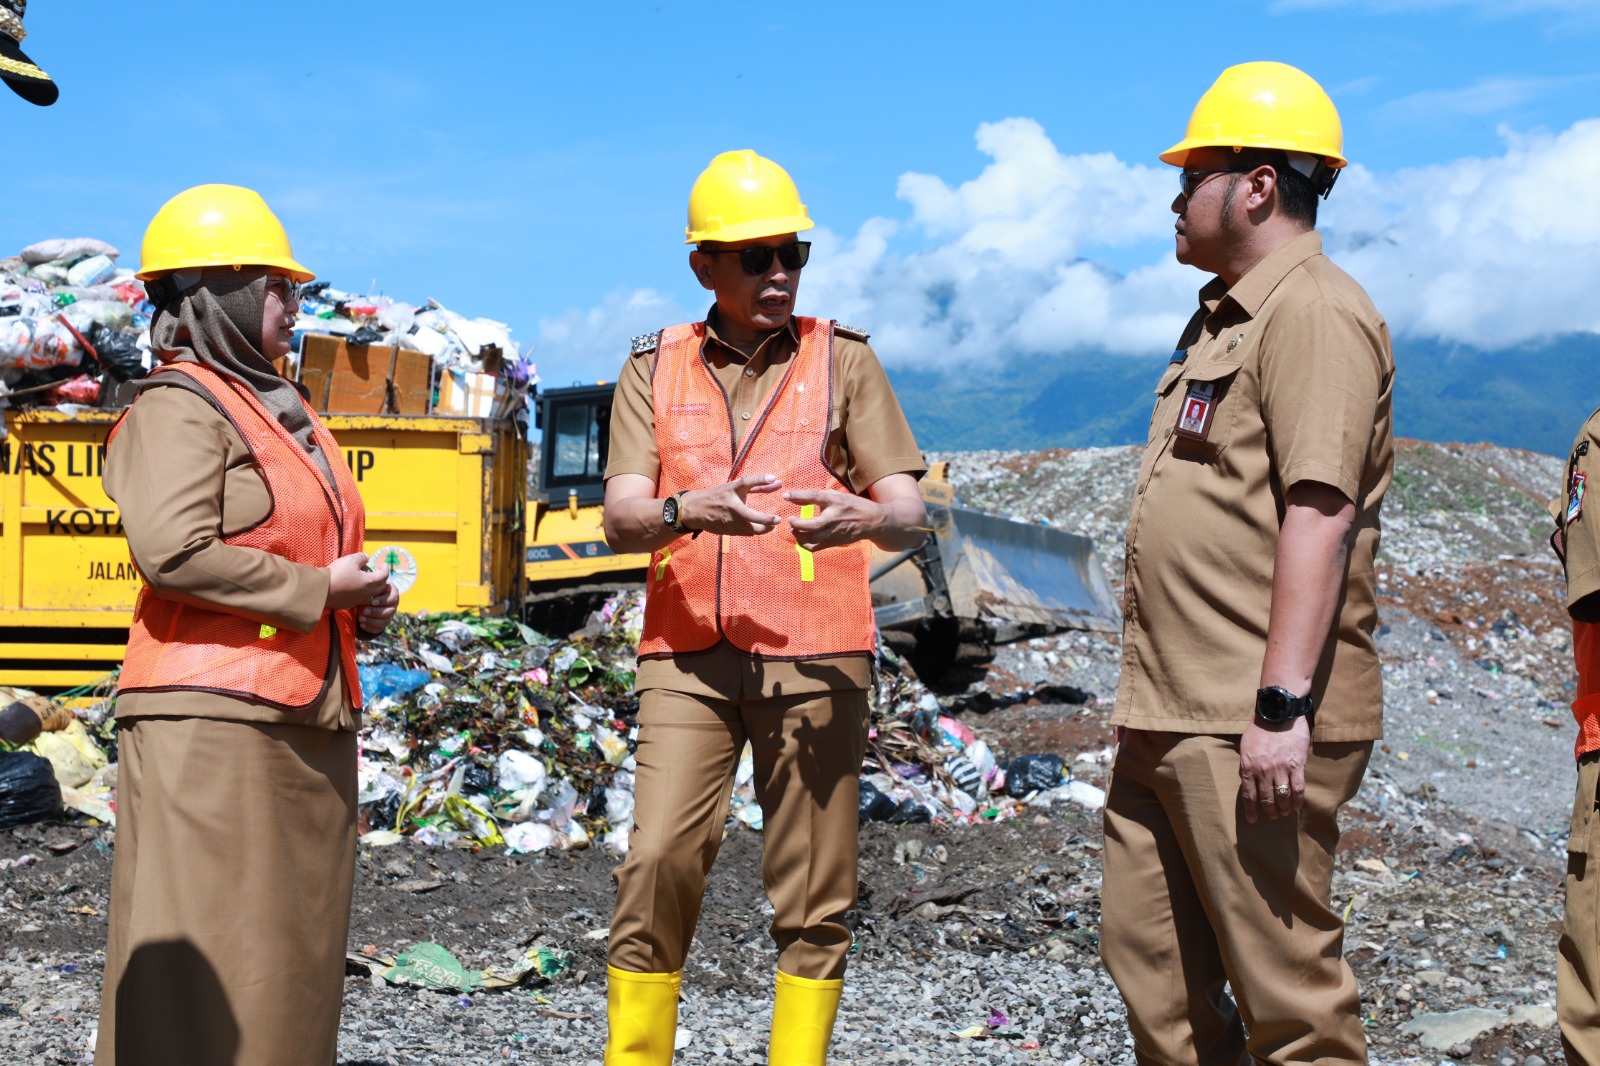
[0,440,1583,1065]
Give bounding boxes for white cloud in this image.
[1323,118,1600,346]
[530,287,690,386]
[536,115,1600,372]
[802,118,1190,362]
[1378,75,1595,119]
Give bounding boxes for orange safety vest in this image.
[1575,619,1600,758]
[111,362,366,711]
[638,317,876,660]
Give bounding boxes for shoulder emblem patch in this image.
[630,330,661,356]
[1569,470,1587,526]
[833,322,870,341]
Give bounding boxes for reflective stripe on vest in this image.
[1575,619,1600,759]
[638,317,876,660]
[112,363,367,711]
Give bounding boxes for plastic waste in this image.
[27,718,106,788]
[65,255,117,288]
[503,822,559,854]
[46,375,100,405]
[1004,753,1066,797]
[858,778,899,822]
[0,752,65,830]
[496,749,547,792]
[347,941,569,992]
[19,237,119,266]
[358,663,431,700]
[88,323,147,378]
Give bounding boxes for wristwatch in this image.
[1254,685,1314,725]
[662,491,689,533]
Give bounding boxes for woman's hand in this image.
[326,553,389,610]
[358,581,400,635]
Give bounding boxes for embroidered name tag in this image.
[1570,471,1587,525]
[1174,381,1218,442]
[668,402,712,416]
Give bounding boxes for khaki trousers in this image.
[1560,753,1600,1066]
[96,716,357,1066]
[608,687,868,981]
[1101,730,1372,1066]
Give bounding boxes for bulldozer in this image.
[523,383,1121,679]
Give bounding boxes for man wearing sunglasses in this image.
[1100,62,1395,1066]
[599,149,927,1066]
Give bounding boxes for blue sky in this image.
[5,1,1599,383]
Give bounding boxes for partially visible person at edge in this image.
[599,149,927,1065]
[95,184,398,1066]
[1099,62,1395,1066]
[1551,411,1600,1064]
[0,1,59,106]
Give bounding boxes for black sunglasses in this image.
[265,275,304,304]
[703,241,811,275]
[1178,167,1249,199]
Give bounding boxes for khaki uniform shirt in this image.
[104,386,354,729]
[1552,409,1600,611]
[606,311,925,699]
[1112,232,1394,742]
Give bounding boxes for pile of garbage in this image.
[346,591,1101,856]
[1,591,1101,854]
[0,238,151,409]
[0,237,532,415]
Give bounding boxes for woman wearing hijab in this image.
[95,184,398,1066]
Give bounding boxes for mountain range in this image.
[886,331,1600,460]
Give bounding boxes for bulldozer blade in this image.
[939,507,1120,633]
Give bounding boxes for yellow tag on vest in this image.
[259,624,277,640]
[796,506,815,582]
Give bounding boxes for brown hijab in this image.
[141,265,334,483]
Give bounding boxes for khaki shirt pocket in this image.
[1148,362,1188,442]
[1165,358,1244,457]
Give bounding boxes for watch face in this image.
[1255,686,1307,723]
[1256,692,1290,723]
[663,496,679,529]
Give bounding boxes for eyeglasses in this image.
[1178,167,1249,199]
[265,276,303,304]
[702,241,811,275]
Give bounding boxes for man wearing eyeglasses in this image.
[598,149,927,1066]
[1100,62,1394,1066]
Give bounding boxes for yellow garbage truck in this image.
[0,406,526,688]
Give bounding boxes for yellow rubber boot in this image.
[768,970,843,1066]
[604,966,681,1065]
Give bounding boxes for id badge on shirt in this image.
[1174,380,1218,442]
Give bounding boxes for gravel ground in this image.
[1,440,1582,1064]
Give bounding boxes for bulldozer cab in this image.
[535,383,612,507]
[524,384,644,625]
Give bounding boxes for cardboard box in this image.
[390,349,432,415]
[435,369,508,419]
[297,334,433,415]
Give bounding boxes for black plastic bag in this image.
[858,779,897,823]
[1004,753,1065,797]
[889,799,932,824]
[0,752,63,830]
[461,764,493,795]
[366,792,402,833]
[88,323,148,379]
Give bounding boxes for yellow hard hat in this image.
[685,150,814,245]
[1161,61,1347,172]
[137,184,315,283]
